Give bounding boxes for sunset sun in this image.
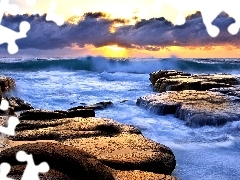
[101,45,128,57]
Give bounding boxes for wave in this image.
[1,56,240,74]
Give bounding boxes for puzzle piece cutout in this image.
[0,163,14,180]
[0,0,31,54]
[0,99,20,136]
[0,0,19,24]
[46,1,65,26]
[0,116,20,136]
[25,0,36,6]
[46,1,85,24]
[0,21,30,54]
[71,7,83,16]
[201,0,240,37]
[0,99,9,111]
[158,0,240,37]
[16,151,50,180]
[0,151,49,180]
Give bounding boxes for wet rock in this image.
[19,108,95,120]
[0,142,115,180]
[6,97,34,111]
[67,109,95,118]
[19,109,67,120]
[91,101,113,110]
[11,117,176,175]
[69,101,113,111]
[137,90,240,127]
[150,70,239,92]
[150,70,191,85]
[120,100,128,103]
[55,109,95,118]
[0,76,16,98]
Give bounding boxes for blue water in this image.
[1,57,240,180]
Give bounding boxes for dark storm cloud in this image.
[0,11,239,51]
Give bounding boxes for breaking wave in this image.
[1,56,240,74]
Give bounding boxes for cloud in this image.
[0,11,239,53]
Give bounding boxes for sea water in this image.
[1,57,240,180]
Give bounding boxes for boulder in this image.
[0,76,16,98]
[0,142,115,180]
[137,90,240,127]
[63,133,176,175]
[150,70,239,92]
[11,117,176,175]
[0,142,178,180]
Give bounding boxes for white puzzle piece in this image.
[0,152,50,180]
[0,99,9,111]
[0,163,14,180]
[0,99,19,136]
[0,21,30,54]
[16,151,50,180]
[25,0,36,6]
[46,1,65,26]
[0,116,20,136]
[158,0,240,37]
[0,0,19,23]
[0,0,30,54]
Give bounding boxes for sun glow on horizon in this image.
[98,45,128,57]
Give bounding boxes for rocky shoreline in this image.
[1,70,240,178]
[0,76,177,179]
[137,70,240,127]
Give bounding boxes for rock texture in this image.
[6,97,34,111]
[114,170,178,180]
[210,85,240,98]
[150,70,191,86]
[0,76,15,99]
[18,101,114,120]
[137,90,240,127]
[138,70,240,127]
[10,117,176,177]
[0,142,178,180]
[150,70,239,92]
[13,117,141,140]
[0,142,115,180]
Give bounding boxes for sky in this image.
[1,0,240,58]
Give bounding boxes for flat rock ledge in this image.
[137,90,240,127]
[4,117,177,179]
[150,70,239,92]
[210,85,240,98]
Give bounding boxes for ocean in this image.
[1,57,240,180]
